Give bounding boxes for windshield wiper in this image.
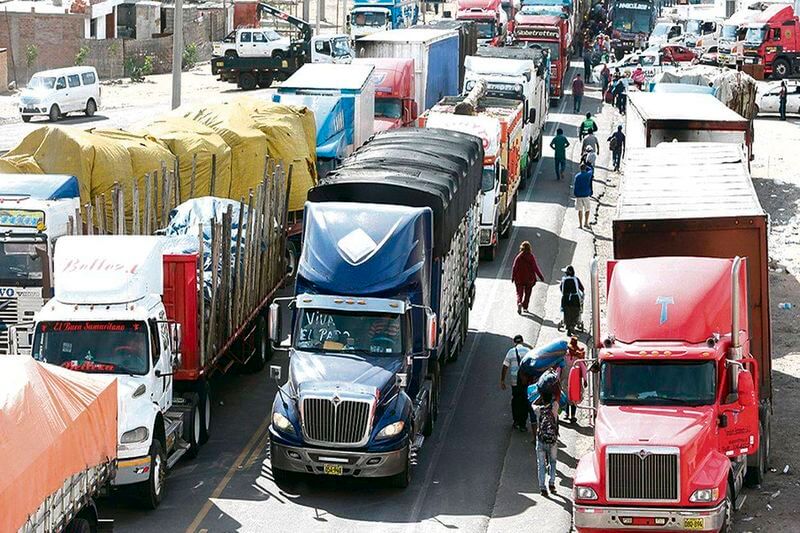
[89,359,140,377]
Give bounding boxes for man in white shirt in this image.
[501,334,532,431]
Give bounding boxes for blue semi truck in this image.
[268,128,482,487]
[349,0,419,40]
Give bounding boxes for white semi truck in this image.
[0,174,80,355]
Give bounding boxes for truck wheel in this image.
[388,448,411,489]
[481,243,497,261]
[21,115,31,123]
[272,50,286,60]
[286,240,298,278]
[64,518,92,533]
[512,195,518,221]
[533,132,543,162]
[744,421,766,487]
[238,72,257,91]
[720,486,734,533]
[244,316,269,373]
[138,440,166,509]
[258,73,274,89]
[224,50,238,58]
[183,393,201,459]
[198,380,211,444]
[423,364,440,436]
[49,104,60,122]
[772,59,790,79]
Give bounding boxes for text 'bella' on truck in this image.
[268,128,483,487]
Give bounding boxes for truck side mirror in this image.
[396,372,408,389]
[737,371,756,407]
[568,365,583,404]
[169,322,182,353]
[500,168,508,185]
[528,109,536,123]
[424,310,437,352]
[269,302,281,342]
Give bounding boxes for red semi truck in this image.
[570,143,771,532]
[353,57,417,132]
[741,4,800,79]
[513,14,570,99]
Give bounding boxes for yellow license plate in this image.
[684,518,704,530]
[323,464,343,475]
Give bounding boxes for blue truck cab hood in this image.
[271,94,348,160]
[290,349,403,400]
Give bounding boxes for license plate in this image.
[684,517,704,530]
[323,464,343,475]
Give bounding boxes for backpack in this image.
[538,404,559,445]
[609,135,619,151]
[537,368,561,398]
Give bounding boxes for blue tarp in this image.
[271,94,349,159]
[520,339,568,408]
[0,174,79,200]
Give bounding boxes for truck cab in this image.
[353,57,418,132]
[32,236,201,509]
[513,14,569,99]
[457,0,508,46]
[609,0,656,57]
[311,34,355,64]
[0,174,80,355]
[349,0,418,40]
[741,4,799,79]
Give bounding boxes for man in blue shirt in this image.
[573,164,593,229]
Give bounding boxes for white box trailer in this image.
[278,63,375,153]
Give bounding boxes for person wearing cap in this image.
[582,145,596,168]
[501,334,533,432]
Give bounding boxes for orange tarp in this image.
[0,355,117,532]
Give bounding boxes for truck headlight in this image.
[689,487,719,503]
[376,420,405,439]
[574,486,598,500]
[120,426,149,444]
[272,412,295,435]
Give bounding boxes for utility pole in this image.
[171,0,184,110]
[316,0,322,33]
[303,0,310,22]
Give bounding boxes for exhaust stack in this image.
[591,257,601,349]
[730,256,743,360]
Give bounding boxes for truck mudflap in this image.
[269,439,409,478]
[573,502,727,532]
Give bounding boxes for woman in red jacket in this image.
[512,241,545,314]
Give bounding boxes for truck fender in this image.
[688,450,731,499]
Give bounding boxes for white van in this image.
[19,66,101,123]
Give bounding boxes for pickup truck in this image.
[213,27,291,59]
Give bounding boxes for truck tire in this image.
[21,115,31,123]
[772,59,790,79]
[285,240,299,278]
[257,73,274,89]
[423,364,440,436]
[198,380,211,444]
[238,72,257,91]
[744,421,766,487]
[388,448,411,489]
[272,50,286,60]
[244,316,269,373]
[533,132,543,162]
[481,243,497,261]
[183,393,201,459]
[64,518,92,533]
[720,488,733,533]
[138,440,166,509]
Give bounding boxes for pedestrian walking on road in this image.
[560,266,585,337]
[583,53,592,79]
[579,112,597,141]
[501,334,533,432]
[532,389,560,495]
[572,74,585,113]
[779,80,788,121]
[550,128,570,180]
[512,241,545,314]
[563,335,585,423]
[608,125,626,172]
[600,64,611,96]
[573,164,593,229]
[581,130,599,158]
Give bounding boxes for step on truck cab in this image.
[352,57,418,132]
[469,49,550,180]
[741,4,800,79]
[349,0,419,39]
[513,14,570,99]
[457,0,508,45]
[268,128,482,487]
[421,90,523,261]
[570,142,771,532]
[0,174,80,355]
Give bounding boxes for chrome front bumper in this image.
[574,502,726,531]
[270,441,408,478]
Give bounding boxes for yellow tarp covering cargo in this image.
[178,97,317,211]
[137,117,233,201]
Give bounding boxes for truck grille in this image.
[0,297,18,354]
[607,448,679,501]
[302,397,371,446]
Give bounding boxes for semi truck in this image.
[356,28,461,112]
[469,48,550,180]
[0,174,80,355]
[456,0,509,45]
[3,355,116,533]
[278,63,376,154]
[353,57,418,132]
[421,90,524,261]
[717,5,763,68]
[513,14,570,99]
[609,0,657,57]
[268,128,482,487]
[741,3,800,79]
[423,18,479,89]
[349,0,419,39]
[626,92,752,161]
[30,174,290,508]
[569,142,771,532]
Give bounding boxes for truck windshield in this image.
[0,242,46,285]
[476,22,498,39]
[651,23,670,37]
[332,37,351,57]
[685,20,701,36]
[295,308,405,356]
[482,167,496,192]
[375,98,403,119]
[523,41,560,60]
[613,11,651,34]
[720,24,738,41]
[600,360,716,406]
[353,11,386,27]
[744,26,767,44]
[33,321,150,375]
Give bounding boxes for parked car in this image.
[756,80,800,116]
[659,43,697,63]
[213,28,291,58]
[19,66,100,123]
[698,45,719,66]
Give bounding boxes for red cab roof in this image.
[353,57,414,99]
[457,0,501,10]
[514,13,562,26]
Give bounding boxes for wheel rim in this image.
[260,327,267,362]
[193,406,201,445]
[153,452,163,497]
[204,393,211,432]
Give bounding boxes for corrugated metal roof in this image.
[628,92,747,123]
[617,143,764,221]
